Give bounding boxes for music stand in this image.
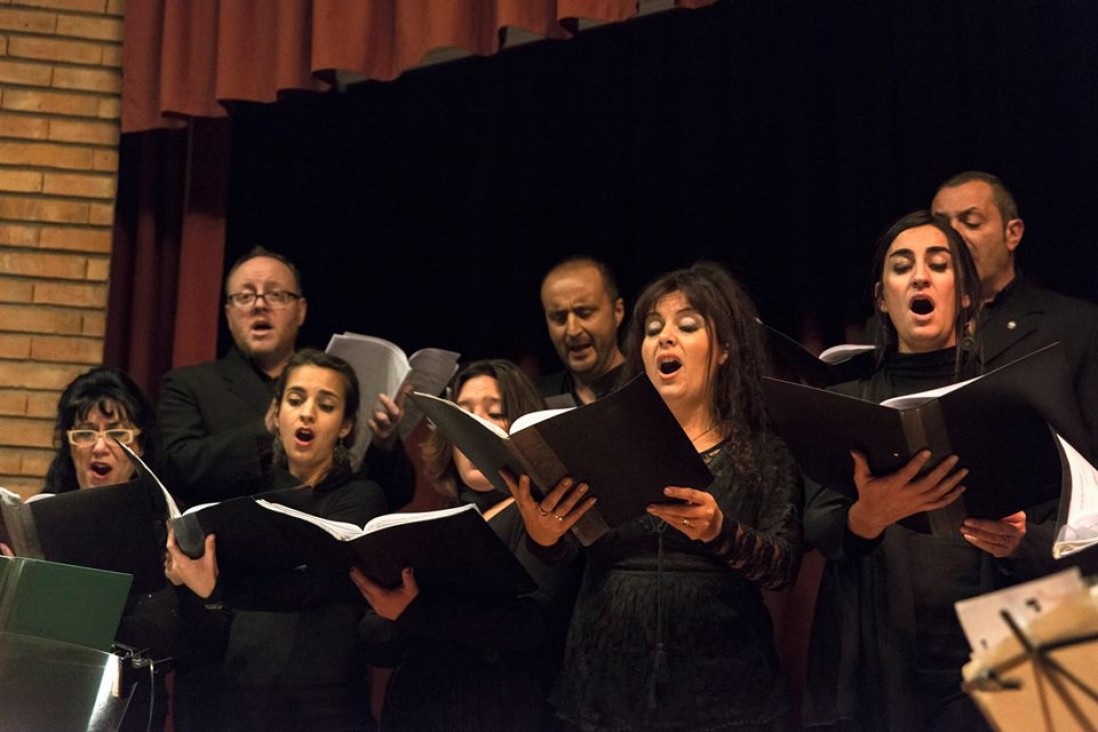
[0,631,131,731]
[963,593,1098,731]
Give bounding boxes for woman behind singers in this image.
[801,211,1059,731]
[353,359,581,731]
[507,262,803,731]
[165,349,386,732]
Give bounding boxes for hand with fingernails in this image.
[369,384,414,449]
[501,471,596,547]
[846,449,967,540]
[646,486,725,542]
[961,511,1026,558]
[350,565,419,620]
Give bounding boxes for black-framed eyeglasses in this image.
[225,290,301,309]
[67,428,140,446]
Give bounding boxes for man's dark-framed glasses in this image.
[226,291,301,309]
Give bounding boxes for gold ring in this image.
[554,514,564,522]
[682,518,692,527]
[537,507,549,518]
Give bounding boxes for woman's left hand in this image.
[164,524,219,599]
[647,486,724,542]
[961,511,1026,558]
[368,384,414,449]
[0,542,13,558]
[351,566,418,620]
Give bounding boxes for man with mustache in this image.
[931,171,1098,458]
[158,247,307,504]
[539,256,626,406]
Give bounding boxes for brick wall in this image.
[0,0,123,497]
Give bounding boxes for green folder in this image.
[0,556,132,652]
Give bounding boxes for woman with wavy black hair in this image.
[508,261,803,731]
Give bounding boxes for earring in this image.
[334,442,351,467]
[272,432,287,467]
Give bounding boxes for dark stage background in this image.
[222,1,1098,372]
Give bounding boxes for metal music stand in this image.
[0,631,131,731]
[963,594,1098,731]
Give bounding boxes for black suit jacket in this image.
[979,275,1098,459]
[157,347,275,504]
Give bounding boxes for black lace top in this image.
[547,433,802,731]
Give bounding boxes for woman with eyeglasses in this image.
[33,366,179,732]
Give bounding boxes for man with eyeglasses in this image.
[157,246,307,505]
[155,247,307,732]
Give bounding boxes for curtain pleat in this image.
[122,0,716,132]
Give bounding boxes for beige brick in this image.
[0,390,31,417]
[0,168,44,193]
[26,390,61,418]
[12,1,109,16]
[0,194,90,224]
[84,254,108,280]
[42,171,115,198]
[105,0,123,16]
[92,147,116,171]
[0,448,21,474]
[0,223,40,245]
[0,57,53,86]
[6,34,104,65]
[55,13,120,42]
[22,447,54,477]
[48,117,118,145]
[0,415,54,447]
[96,96,119,120]
[0,333,32,358]
[32,278,105,307]
[0,276,35,303]
[0,448,24,475]
[2,87,100,117]
[0,34,8,56]
[30,333,102,362]
[0,359,85,389]
[51,65,119,93]
[0,8,58,34]
[86,200,111,225]
[81,310,104,337]
[0,140,95,169]
[101,43,121,68]
[0,304,83,334]
[38,224,109,252]
[0,113,49,139]
[0,249,86,278]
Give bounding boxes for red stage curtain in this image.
[121,0,716,133]
[105,118,229,399]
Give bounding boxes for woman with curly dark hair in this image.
[507,261,803,731]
